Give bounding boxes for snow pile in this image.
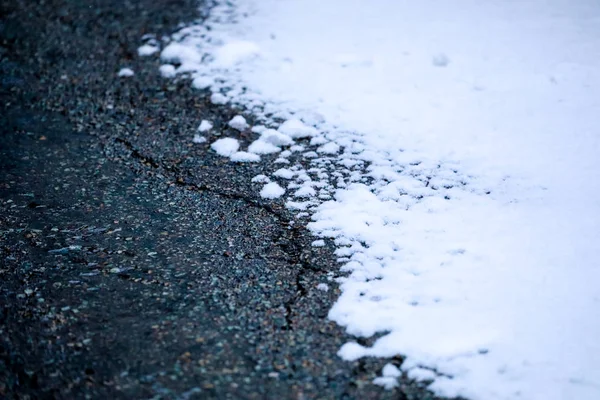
[159,64,176,78]
[260,182,285,199]
[228,115,249,131]
[138,36,160,56]
[159,1,600,399]
[230,151,260,162]
[198,120,213,132]
[210,138,239,157]
[192,134,206,144]
[117,68,134,77]
[277,119,317,139]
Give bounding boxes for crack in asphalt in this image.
[114,136,315,331]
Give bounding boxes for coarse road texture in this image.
[0,1,452,399]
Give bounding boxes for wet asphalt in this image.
[0,1,449,399]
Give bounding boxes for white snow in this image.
[407,367,437,382]
[137,44,159,56]
[230,151,260,162]
[260,129,294,147]
[161,1,600,399]
[251,174,270,183]
[260,182,285,199]
[294,186,316,198]
[277,119,317,139]
[192,76,213,89]
[273,168,294,180]
[247,140,280,155]
[210,93,228,105]
[214,40,260,68]
[210,138,239,157]
[161,42,202,66]
[117,68,134,77]
[317,142,340,155]
[374,363,403,389]
[192,134,206,144]
[316,283,329,292]
[198,120,213,132]
[159,64,176,78]
[228,115,249,131]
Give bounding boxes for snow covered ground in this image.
[147,1,600,399]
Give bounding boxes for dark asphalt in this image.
[0,1,447,399]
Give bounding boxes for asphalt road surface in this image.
[0,1,447,399]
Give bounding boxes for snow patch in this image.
[159,64,176,78]
[210,93,228,105]
[260,129,294,146]
[273,168,294,179]
[278,119,318,138]
[214,40,260,67]
[228,115,249,131]
[248,140,281,155]
[138,44,159,56]
[230,151,260,162]
[118,68,134,77]
[316,283,329,292]
[211,138,239,157]
[192,134,206,144]
[192,76,213,89]
[198,120,213,132]
[260,182,285,199]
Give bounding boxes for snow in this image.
[230,151,260,162]
[260,182,285,199]
[316,283,329,292]
[228,115,249,131]
[214,40,260,68]
[198,120,213,132]
[273,168,294,180]
[260,129,294,147]
[159,64,176,78]
[374,363,403,389]
[161,42,202,66]
[251,174,270,183]
[192,76,213,89]
[247,140,280,155]
[277,119,317,139]
[317,142,340,155]
[161,1,600,399]
[210,93,227,105]
[294,186,316,198]
[210,138,239,157]
[407,367,437,382]
[192,134,206,144]
[117,68,134,77]
[137,44,159,56]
